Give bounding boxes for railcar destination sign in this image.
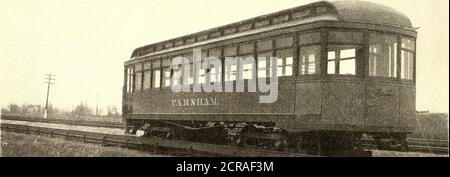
[171,97,219,107]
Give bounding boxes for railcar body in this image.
[123,1,417,155]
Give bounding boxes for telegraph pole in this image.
[43,74,55,118]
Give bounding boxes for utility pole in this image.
[43,74,55,119]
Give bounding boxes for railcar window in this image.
[327,45,361,75]
[255,20,270,28]
[152,60,161,68]
[135,72,142,91]
[402,38,415,50]
[239,43,254,54]
[153,69,161,88]
[239,43,255,80]
[135,63,142,72]
[242,61,254,80]
[162,68,171,87]
[400,38,416,80]
[207,49,222,83]
[299,45,320,75]
[198,34,208,41]
[210,31,222,38]
[175,40,184,46]
[165,42,173,48]
[143,62,151,70]
[196,51,208,84]
[186,37,196,44]
[208,65,220,83]
[224,46,237,56]
[129,67,134,92]
[238,24,252,32]
[299,33,320,46]
[142,62,152,90]
[226,64,237,81]
[272,15,289,24]
[257,52,272,78]
[316,6,328,14]
[172,59,182,87]
[274,49,293,77]
[126,67,132,93]
[134,64,142,92]
[328,32,363,44]
[182,54,194,85]
[224,46,238,81]
[401,51,414,80]
[162,59,171,87]
[276,37,293,49]
[224,28,236,35]
[369,34,398,78]
[152,60,161,88]
[292,9,311,20]
[143,70,151,90]
[401,38,415,80]
[257,40,273,52]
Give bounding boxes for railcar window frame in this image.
[133,63,143,92]
[400,36,416,81]
[152,59,162,89]
[298,31,322,77]
[196,50,208,84]
[327,45,362,76]
[224,45,238,82]
[125,66,134,93]
[299,45,321,76]
[256,39,274,79]
[326,30,364,77]
[239,42,256,80]
[207,48,223,84]
[161,58,172,89]
[142,61,152,91]
[128,27,417,88]
[275,48,294,77]
[368,33,399,79]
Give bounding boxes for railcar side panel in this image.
[294,82,323,125]
[322,82,366,126]
[399,86,416,129]
[130,83,296,121]
[365,84,400,128]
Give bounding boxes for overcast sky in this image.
[0,0,448,113]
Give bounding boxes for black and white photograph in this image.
[0,0,448,164]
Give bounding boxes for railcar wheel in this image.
[234,136,246,147]
[274,140,287,151]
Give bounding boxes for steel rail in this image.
[0,123,316,157]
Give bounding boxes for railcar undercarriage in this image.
[123,119,410,157]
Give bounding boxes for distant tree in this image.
[46,104,59,117]
[1,107,9,114]
[107,105,120,117]
[72,104,93,118]
[8,104,21,114]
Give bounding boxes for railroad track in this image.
[1,115,125,129]
[0,123,316,157]
[406,138,449,154]
[361,137,449,155]
[2,116,447,156]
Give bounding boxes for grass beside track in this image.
[0,131,167,157]
[372,150,448,157]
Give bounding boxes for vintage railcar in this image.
[123,1,417,155]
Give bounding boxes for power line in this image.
[43,74,55,118]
